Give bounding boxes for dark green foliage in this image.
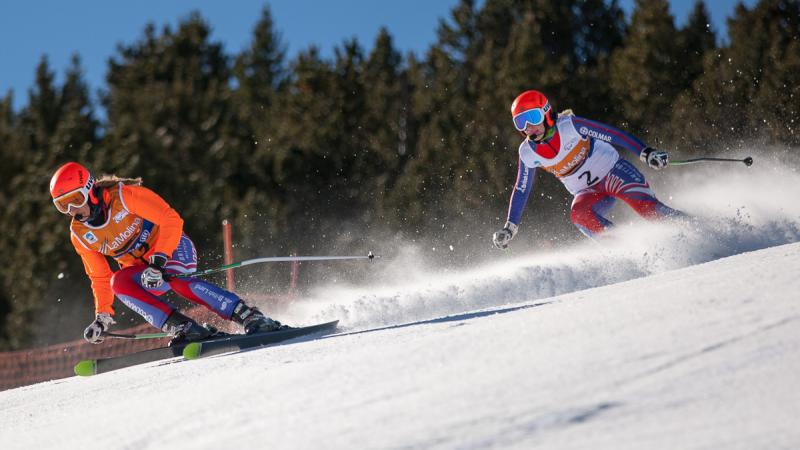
[102,14,241,234]
[0,1,797,349]
[677,1,717,87]
[0,56,99,349]
[673,0,800,149]
[610,0,683,137]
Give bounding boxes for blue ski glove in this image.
[640,147,669,170]
[141,253,169,289]
[83,313,115,344]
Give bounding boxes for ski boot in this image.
[231,301,285,334]
[162,311,214,346]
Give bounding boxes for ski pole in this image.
[102,331,170,340]
[172,251,378,279]
[669,156,753,166]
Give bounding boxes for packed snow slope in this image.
[1,153,799,449]
[1,243,799,449]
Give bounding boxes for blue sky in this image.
[1,1,754,111]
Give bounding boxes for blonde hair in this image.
[558,109,574,117]
[95,174,143,189]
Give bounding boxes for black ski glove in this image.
[640,147,669,170]
[141,253,168,289]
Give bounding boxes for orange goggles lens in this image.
[53,189,88,214]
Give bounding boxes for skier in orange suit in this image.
[50,162,283,344]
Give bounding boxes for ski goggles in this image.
[52,178,93,214]
[512,104,550,131]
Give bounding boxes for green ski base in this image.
[74,359,97,376]
[74,344,186,377]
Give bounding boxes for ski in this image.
[74,344,187,376]
[182,320,339,360]
[73,320,339,376]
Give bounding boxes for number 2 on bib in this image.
[579,170,599,186]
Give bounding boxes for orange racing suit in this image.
[69,183,183,315]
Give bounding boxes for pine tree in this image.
[359,28,412,224]
[228,5,288,255]
[53,55,100,163]
[20,56,60,160]
[678,1,717,88]
[675,0,800,148]
[568,0,627,120]
[390,0,479,234]
[609,0,682,139]
[233,3,287,185]
[262,45,353,253]
[234,5,287,116]
[0,93,17,348]
[745,0,800,145]
[0,91,20,180]
[664,1,717,150]
[0,56,100,349]
[450,0,518,232]
[103,13,240,238]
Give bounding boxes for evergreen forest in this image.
[1,0,798,349]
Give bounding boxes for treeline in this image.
[1,0,798,349]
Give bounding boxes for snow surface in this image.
[2,156,800,449]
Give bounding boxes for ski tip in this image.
[74,359,97,377]
[183,342,203,360]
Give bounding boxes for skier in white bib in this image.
[493,89,683,249]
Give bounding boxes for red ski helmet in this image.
[511,90,557,131]
[50,162,96,214]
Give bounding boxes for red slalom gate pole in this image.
[222,219,235,291]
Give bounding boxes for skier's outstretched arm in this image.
[572,116,669,170]
[493,159,536,249]
[70,232,117,344]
